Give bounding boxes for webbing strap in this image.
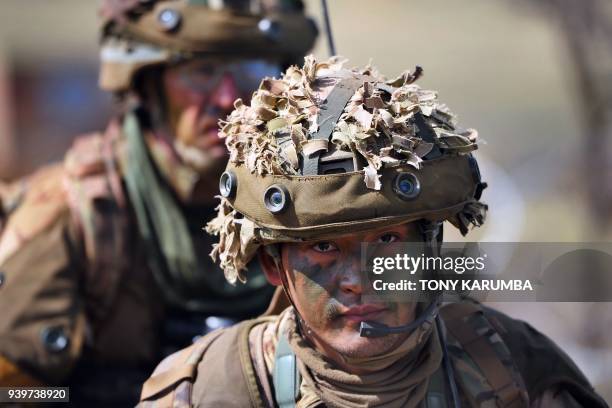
[425,365,450,408]
[441,303,527,408]
[302,75,372,175]
[413,113,442,160]
[273,330,301,408]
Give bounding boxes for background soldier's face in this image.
[161,58,282,174]
[273,223,424,360]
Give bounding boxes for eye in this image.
[377,233,400,244]
[312,241,338,253]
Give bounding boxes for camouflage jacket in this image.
[0,123,169,404]
[138,302,608,408]
[0,121,272,405]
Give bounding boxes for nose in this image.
[209,73,239,113]
[339,260,363,296]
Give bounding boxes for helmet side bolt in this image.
[157,8,182,32]
[219,171,237,198]
[263,184,290,213]
[393,172,421,200]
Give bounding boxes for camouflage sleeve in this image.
[138,329,227,408]
[139,320,263,407]
[0,165,86,386]
[482,306,609,408]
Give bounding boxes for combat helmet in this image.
[98,0,318,92]
[207,55,487,286]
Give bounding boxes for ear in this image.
[258,247,283,286]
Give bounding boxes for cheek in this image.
[288,259,340,329]
[293,268,334,312]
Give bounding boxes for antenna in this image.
[320,0,336,56]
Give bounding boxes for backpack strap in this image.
[63,122,130,322]
[440,302,529,408]
[423,364,450,408]
[273,326,301,408]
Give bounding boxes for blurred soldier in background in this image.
[0,0,316,405]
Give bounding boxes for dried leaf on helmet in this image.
[218,55,478,187]
[363,164,382,190]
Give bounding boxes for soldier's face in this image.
[162,58,282,172]
[267,223,424,365]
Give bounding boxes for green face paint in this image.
[287,246,344,329]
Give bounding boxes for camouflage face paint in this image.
[285,245,345,329]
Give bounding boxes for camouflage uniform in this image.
[139,57,608,407]
[0,0,316,405]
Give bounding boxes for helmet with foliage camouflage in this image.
[206,56,487,284]
[98,0,318,92]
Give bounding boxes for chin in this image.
[325,327,402,359]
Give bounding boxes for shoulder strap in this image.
[139,329,225,407]
[423,364,450,408]
[440,302,529,408]
[63,123,130,321]
[273,328,301,408]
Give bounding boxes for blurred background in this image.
[0,0,610,402]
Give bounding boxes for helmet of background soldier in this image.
[206,56,488,284]
[98,0,318,93]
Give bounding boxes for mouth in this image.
[340,304,388,323]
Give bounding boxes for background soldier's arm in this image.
[0,166,86,386]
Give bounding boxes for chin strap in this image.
[420,220,443,257]
[265,244,297,310]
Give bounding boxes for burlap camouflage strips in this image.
[206,56,487,284]
[217,55,477,182]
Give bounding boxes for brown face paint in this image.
[286,246,342,329]
[286,243,399,329]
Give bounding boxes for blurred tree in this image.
[530,0,612,232]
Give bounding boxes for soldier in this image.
[139,56,608,407]
[0,0,316,405]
